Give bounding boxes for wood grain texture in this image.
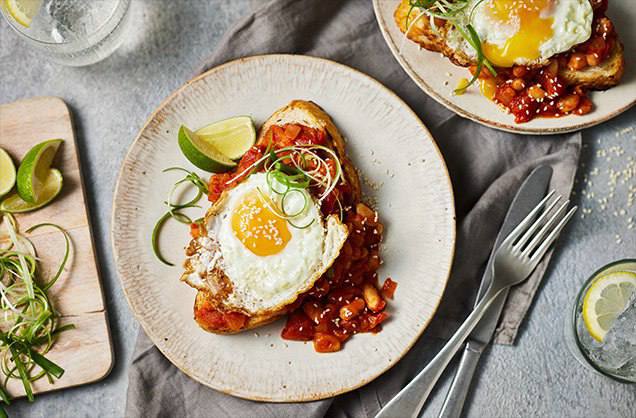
[112,55,455,401]
[0,96,112,397]
[373,0,636,134]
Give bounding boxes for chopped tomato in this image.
[360,312,389,332]
[295,126,326,146]
[263,124,326,149]
[538,69,566,97]
[281,311,314,341]
[271,125,294,148]
[194,303,248,332]
[313,333,341,353]
[283,124,302,142]
[206,146,264,200]
[237,146,264,173]
[509,94,538,124]
[381,278,398,299]
[207,173,234,202]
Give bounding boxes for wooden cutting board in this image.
[0,96,112,397]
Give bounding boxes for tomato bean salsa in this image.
[474,0,616,123]
[196,123,396,353]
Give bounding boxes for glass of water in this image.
[566,259,636,383]
[1,0,131,66]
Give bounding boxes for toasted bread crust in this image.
[394,0,625,90]
[194,290,284,334]
[559,41,625,89]
[394,0,474,67]
[257,100,362,202]
[184,100,358,335]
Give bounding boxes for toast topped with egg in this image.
[181,101,360,334]
[395,0,625,122]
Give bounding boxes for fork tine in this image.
[500,190,556,249]
[530,206,577,263]
[521,199,570,257]
[514,194,561,252]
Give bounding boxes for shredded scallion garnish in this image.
[152,168,208,266]
[405,0,497,92]
[153,142,347,265]
[235,145,344,229]
[0,214,74,411]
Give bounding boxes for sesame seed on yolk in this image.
[482,0,555,68]
[231,190,291,256]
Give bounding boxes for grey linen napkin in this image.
[126,0,581,416]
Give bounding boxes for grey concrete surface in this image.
[0,1,634,417]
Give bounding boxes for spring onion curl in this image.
[225,145,343,229]
[152,168,208,266]
[226,145,343,202]
[0,214,74,408]
[404,0,496,92]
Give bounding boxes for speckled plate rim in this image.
[372,0,636,135]
[112,54,456,401]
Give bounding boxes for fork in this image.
[375,191,576,418]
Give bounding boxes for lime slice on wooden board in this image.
[4,0,43,27]
[1,168,63,213]
[16,139,63,204]
[178,126,236,173]
[582,271,636,342]
[194,116,256,160]
[0,148,16,198]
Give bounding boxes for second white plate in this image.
[373,0,636,134]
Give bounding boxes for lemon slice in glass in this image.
[582,271,636,342]
[4,0,43,28]
[1,168,63,213]
[0,148,16,198]
[194,116,256,160]
[16,139,63,204]
[178,126,237,173]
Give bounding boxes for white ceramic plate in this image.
[112,55,455,401]
[373,0,636,134]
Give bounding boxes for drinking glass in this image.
[1,0,131,66]
[566,259,636,383]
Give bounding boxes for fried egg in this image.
[449,0,593,67]
[184,173,347,315]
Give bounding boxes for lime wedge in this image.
[178,126,236,173]
[194,116,256,160]
[0,148,16,198]
[16,139,63,204]
[582,271,636,342]
[1,168,63,213]
[4,0,42,27]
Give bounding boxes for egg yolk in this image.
[231,190,291,256]
[482,0,555,68]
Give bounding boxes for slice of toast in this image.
[257,100,361,202]
[559,42,624,89]
[394,0,625,90]
[184,100,360,334]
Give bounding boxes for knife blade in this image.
[438,165,552,418]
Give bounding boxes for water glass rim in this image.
[0,0,130,46]
[571,258,636,384]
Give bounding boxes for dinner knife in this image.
[438,165,553,418]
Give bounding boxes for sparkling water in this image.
[3,0,130,66]
[577,293,636,380]
[572,262,636,382]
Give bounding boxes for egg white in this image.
[186,173,347,314]
[448,0,593,66]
